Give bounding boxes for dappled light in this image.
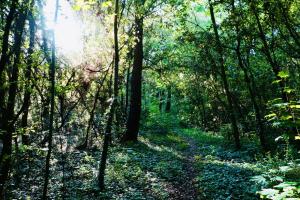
[0,0,299,199]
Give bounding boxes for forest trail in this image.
[166,135,199,199]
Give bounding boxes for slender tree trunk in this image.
[250,2,288,102]
[231,2,267,149]
[21,7,36,145]
[81,87,100,149]
[42,0,59,198]
[159,90,164,112]
[38,0,51,139]
[208,0,241,149]
[113,0,120,134]
[165,86,171,113]
[198,95,207,129]
[125,66,130,115]
[278,2,300,49]
[123,14,144,142]
[0,6,28,196]
[98,100,114,190]
[236,50,267,149]
[98,0,120,190]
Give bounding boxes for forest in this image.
[0,0,299,199]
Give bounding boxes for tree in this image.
[42,0,59,198]
[208,0,241,149]
[123,0,145,142]
[98,0,120,190]
[0,0,29,195]
[229,0,267,150]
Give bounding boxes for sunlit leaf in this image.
[278,71,289,79]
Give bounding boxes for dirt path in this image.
[167,137,200,200]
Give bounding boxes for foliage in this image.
[252,161,300,199]
[0,0,300,198]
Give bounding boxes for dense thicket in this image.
[0,0,299,199]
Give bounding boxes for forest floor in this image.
[90,128,262,200]
[22,128,264,199]
[13,125,295,199]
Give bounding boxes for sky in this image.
[44,0,84,62]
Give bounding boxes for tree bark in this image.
[98,0,120,190]
[250,2,288,102]
[0,0,18,134]
[165,86,171,113]
[123,14,144,142]
[21,7,36,145]
[208,0,241,149]
[231,0,267,149]
[38,0,51,138]
[159,90,164,112]
[125,66,130,115]
[80,87,100,149]
[98,100,114,190]
[0,6,28,196]
[42,0,59,198]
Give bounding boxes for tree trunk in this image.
[250,2,288,102]
[21,8,36,145]
[159,90,164,112]
[208,0,241,149]
[98,100,114,190]
[38,0,51,140]
[98,0,120,190]
[125,66,130,115]
[165,86,171,113]
[123,14,144,142]
[0,6,28,196]
[113,0,120,135]
[0,0,17,134]
[42,0,59,198]
[231,2,267,149]
[80,87,100,149]
[278,2,300,49]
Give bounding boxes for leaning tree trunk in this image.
[250,2,288,102]
[208,0,241,149]
[75,86,101,150]
[98,0,120,190]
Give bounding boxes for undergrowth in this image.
[11,112,300,199]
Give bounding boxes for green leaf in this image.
[195,5,205,12]
[284,87,294,94]
[272,79,282,84]
[278,71,289,79]
[280,115,292,120]
[274,182,298,190]
[102,1,112,8]
[290,105,300,109]
[266,113,277,119]
[258,188,279,198]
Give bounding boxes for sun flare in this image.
[44,0,84,60]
